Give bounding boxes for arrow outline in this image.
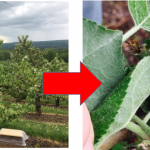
[42,61,102,105]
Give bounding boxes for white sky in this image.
[0,1,68,43]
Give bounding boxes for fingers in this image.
[83,138,94,150]
[83,103,94,149]
[89,121,94,144]
[83,103,90,147]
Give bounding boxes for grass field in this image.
[40,96,68,106]
[0,93,68,147]
[0,120,68,143]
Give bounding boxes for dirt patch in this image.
[25,136,68,148]
[23,113,68,124]
[0,136,68,148]
[28,112,68,116]
[0,142,24,148]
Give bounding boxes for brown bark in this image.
[98,129,129,150]
[55,98,60,107]
[35,95,41,116]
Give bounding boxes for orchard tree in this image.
[0,50,11,61]
[43,48,56,62]
[0,35,68,115]
[0,39,3,48]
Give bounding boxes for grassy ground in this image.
[0,119,68,143]
[37,106,68,115]
[40,96,68,106]
[0,93,68,145]
[41,99,68,106]
[23,105,68,115]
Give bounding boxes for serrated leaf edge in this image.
[94,56,150,150]
[83,18,126,112]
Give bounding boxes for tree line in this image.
[0,47,68,63]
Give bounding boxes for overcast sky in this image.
[0,1,68,43]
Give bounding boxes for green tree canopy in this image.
[0,35,68,116]
[0,39,3,48]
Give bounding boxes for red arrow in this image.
[43,62,102,105]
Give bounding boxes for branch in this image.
[28,51,35,67]
[1,1,12,6]
[98,129,129,150]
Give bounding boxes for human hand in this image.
[83,103,94,150]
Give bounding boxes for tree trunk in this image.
[55,98,59,107]
[35,96,41,115]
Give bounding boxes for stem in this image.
[98,129,129,150]
[133,115,150,137]
[123,13,150,42]
[143,112,150,124]
[126,122,149,140]
[122,25,140,42]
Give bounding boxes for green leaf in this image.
[83,18,126,112]
[112,141,128,150]
[92,69,132,148]
[128,1,150,31]
[6,116,8,121]
[93,56,150,150]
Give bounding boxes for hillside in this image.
[2,40,68,50]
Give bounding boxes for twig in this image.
[1,1,12,6]
[99,129,129,150]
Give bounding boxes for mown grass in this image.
[0,120,68,143]
[23,105,68,115]
[39,106,68,115]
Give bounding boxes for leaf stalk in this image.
[126,122,149,140]
[123,13,150,42]
[143,112,150,124]
[122,25,140,42]
[133,115,150,137]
